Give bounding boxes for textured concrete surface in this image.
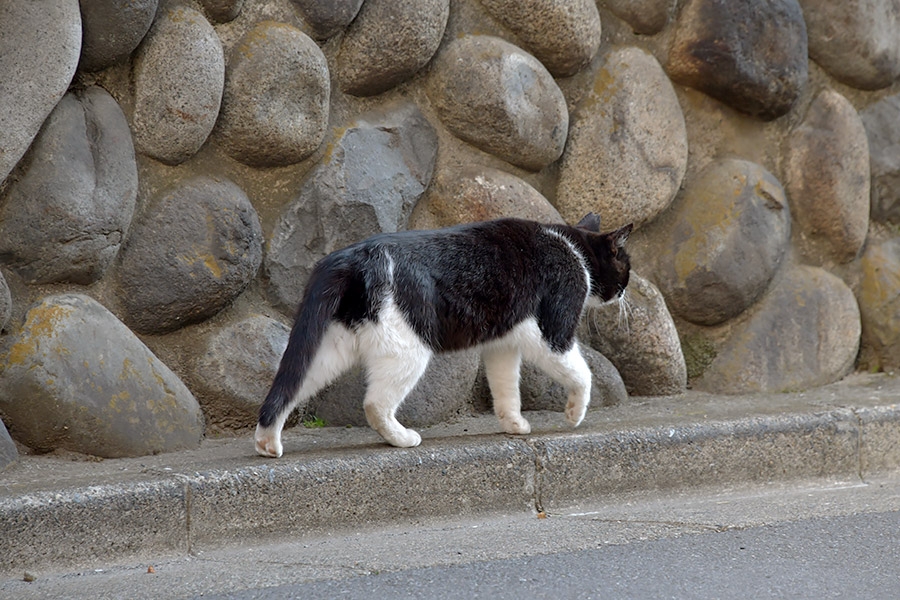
[1,373,899,576]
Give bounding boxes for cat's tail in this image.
[257,257,351,435]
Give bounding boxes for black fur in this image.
[258,218,632,428]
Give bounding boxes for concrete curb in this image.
[2,373,899,575]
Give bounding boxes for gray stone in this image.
[0,88,138,285]
[217,21,329,168]
[520,344,627,411]
[118,176,263,334]
[477,0,601,77]
[427,35,568,172]
[556,46,687,228]
[409,165,563,230]
[648,159,791,326]
[132,5,224,165]
[0,418,16,472]
[784,89,870,264]
[199,0,244,23]
[337,0,449,96]
[861,93,900,225]
[603,0,673,35]
[858,238,900,371]
[291,0,364,39]
[667,0,808,119]
[580,273,687,396]
[799,0,900,90]
[693,266,860,394]
[266,103,437,312]
[0,294,203,457]
[0,0,81,183]
[194,315,289,428]
[0,270,10,333]
[306,351,480,428]
[78,0,158,71]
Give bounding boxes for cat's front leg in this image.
[483,347,531,435]
[526,342,591,428]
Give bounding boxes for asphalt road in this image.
[223,511,899,600]
[4,473,899,599]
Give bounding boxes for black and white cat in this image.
[255,213,632,457]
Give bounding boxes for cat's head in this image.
[576,213,633,303]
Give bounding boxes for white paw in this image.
[255,427,283,458]
[383,427,422,448]
[565,398,587,428]
[500,415,531,435]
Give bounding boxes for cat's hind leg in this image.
[255,323,358,457]
[358,300,432,447]
[483,347,530,435]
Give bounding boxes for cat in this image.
[255,213,632,457]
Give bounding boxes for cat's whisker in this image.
[616,292,632,335]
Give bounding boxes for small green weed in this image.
[302,415,327,428]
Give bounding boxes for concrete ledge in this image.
[2,373,899,575]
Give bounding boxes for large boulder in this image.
[784,89,870,264]
[477,0,601,77]
[118,176,263,334]
[799,0,900,90]
[0,418,17,472]
[580,273,687,396]
[78,0,158,71]
[337,0,449,96]
[0,271,10,333]
[666,0,808,119]
[409,165,563,230]
[0,0,81,183]
[217,21,330,167]
[0,87,138,284]
[556,46,687,229]
[427,35,568,172]
[132,5,224,165]
[266,103,437,312]
[692,266,860,393]
[0,294,204,457]
[647,159,791,326]
[603,0,671,35]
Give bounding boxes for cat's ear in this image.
[576,212,603,232]
[608,223,633,255]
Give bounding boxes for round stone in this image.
[427,35,568,171]
[0,0,81,183]
[0,87,138,285]
[581,273,687,396]
[667,0,808,119]
[0,294,203,457]
[800,0,900,90]
[603,0,671,35]
[118,176,263,334]
[784,89,870,264]
[132,5,224,165]
[409,165,563,230]
[266,104,437,312]
[194,315,289,428]
[477,0,601,77]
[78,0,158,71]
[556,46,687,228]
[217,21,330,167]
[861,92,900,225]
[337,0,449,96]
[693,266,860,393]
[858,238,900,371]
[291,0,364,39]
[651,159,791,326]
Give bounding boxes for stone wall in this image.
[2,0,900,462]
